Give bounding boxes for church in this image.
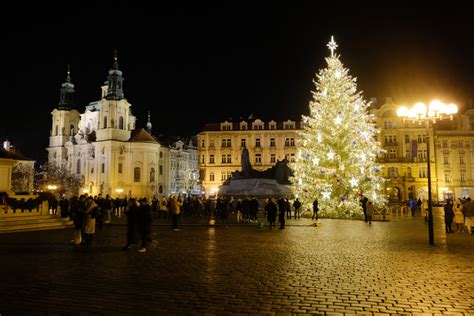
[47,54,199,199]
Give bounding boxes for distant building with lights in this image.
[372,99,474,202]
[0,140,35,194]
[198,101,474,202]
[197,119,301,197]
[46,56,199,198]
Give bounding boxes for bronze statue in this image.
[226,147,292,185]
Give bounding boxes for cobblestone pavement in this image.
[0,208,473,315]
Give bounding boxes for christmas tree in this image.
[290,36,386,218]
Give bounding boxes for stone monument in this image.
[218,146,293,198]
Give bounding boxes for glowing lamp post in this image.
[397,100,458,245]
[47,185,58,191]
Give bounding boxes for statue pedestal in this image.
[218,178,292,198]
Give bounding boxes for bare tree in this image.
[35,161,83,197]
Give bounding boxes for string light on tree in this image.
[350,177,359,187]
[290,36,386,219]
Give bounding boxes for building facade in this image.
[197,119,301,197]
[198,102,474,202]
[372,100,474,202]
[46,57,198,199]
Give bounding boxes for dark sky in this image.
[2,3,474,164]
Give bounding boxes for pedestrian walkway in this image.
[0,208,472,314]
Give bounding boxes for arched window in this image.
[159,185,163,194]
[103,116,108,129]
[134,167,141,182]
[119,116,124,130]
[150,168,155,182]
[55,125,59,136]
[76,159,81,174]
[118,163,123,174]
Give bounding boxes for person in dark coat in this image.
[122,198,139,250]
[312,199,319,221]
[293,198,302,219]
[265,198,277,229]
[137,198,153,252]
[72,195,86,246]
[250,197,259,223]
[444,199,454,233]
[360,196,368,222]
[278,198,286,229]
[285,198,291,219]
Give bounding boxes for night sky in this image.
[2,4,474,164]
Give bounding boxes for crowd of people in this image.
[49,192,473,252]
[442,197,474,234]
[398,196,474,234]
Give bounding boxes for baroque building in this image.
[46,56,199,198]
[197,119,301,197]
[372,100,474,202]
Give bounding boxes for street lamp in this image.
[397,100,458,245]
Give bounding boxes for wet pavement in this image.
[0,208,473,315]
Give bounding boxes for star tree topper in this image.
[327,35,338,56]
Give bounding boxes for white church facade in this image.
[47,56,199,199]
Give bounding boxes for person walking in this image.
[103,194,113,224]
[137,198,153,253]
[159,196,168,219]
[421,198,429,223]
[462,197,474,235]
[293,198,302,219]
[366,200,374,224]
[122,198,139,250]
[170,194,183,231]
[265,198,277,229]
[409,197,416,217]
[312,199,319,221]
[236,199,243,223]
[72,195,86,246]
[285,198,292,219]
[453,198,464,232]
[278,198,286,229]
[360,195,368,222]
[83,197,98,247]
[444,199,454,233]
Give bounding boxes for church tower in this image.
[47,66,81,166]
[106,50,125,100]
[58,65,75,110]
[95,51,135,142]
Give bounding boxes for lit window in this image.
[270,154,276,163]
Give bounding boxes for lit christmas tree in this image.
[290,36,386,218]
